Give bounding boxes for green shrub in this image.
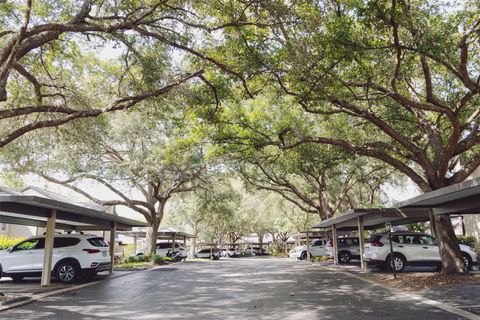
[457,235,475,248]
[0,236,23,250]
[162,256,174,262]
[123,254,151,263]
[152,255,163,264]
[311,256,331,262]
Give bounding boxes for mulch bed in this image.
[363,272,480,291]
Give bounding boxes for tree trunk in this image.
[434,215,467,274]
[145,199,167,255]
[192,225,198,257]
[257,233,263,246]
[146,216,161,255]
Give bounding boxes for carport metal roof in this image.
[289,231,326,239]
[315,208,431,231]
[0,195,146,231]
[118,227,195,239]
[398,176,480,215]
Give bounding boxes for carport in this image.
[290,231,326,246]
[398,176,480,219]
[0,195,146,286]
[316,208,431,269]
[118,227,195,255]
[289,231,328,259]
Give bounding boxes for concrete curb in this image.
[0,271,135,313]
[318,264,480,320]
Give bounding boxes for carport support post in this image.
[133,235,138,255]
[109,221,116,274]
[332,225,338,265]
[306,232,311,260]
[41,209,56,286]
[428,209,436,238]
[357,216,366,270]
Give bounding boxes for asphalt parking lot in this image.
[1,257,476,319]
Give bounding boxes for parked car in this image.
[326,237,362,263]
[195,248,221,260]
[221,248,239,257]
[241,247,268,256]
[289,239,328,260]
[364,232,478,272]
[155,242,188,260]
[0,234,111,283]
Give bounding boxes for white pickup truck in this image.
[289,239,328,260]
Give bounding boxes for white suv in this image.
[326,237,362,263]
[289,239,328,260]
[364,232,478,272]
[0,234,111,283]
[155,242,188,259]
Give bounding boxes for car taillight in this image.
[83,249,101,254]
[327,242,333,247]
[371,241,384,247]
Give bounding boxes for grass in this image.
[115,261,153,269]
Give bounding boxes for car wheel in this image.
[300,251,308,260]
[338,251,351,264]
[10,275,24,282]
[461,253,472,270]
[388,254,406,272]
[56,261,79,283]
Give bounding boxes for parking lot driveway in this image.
[1,258,468,320]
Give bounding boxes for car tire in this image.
[338,251,351,264]
[300,251,308,260]
[461,253,472,271]
[56,261,79,283]
[10,275,24,282]
[387,254,406,272]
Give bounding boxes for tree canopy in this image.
[1,0,478,273]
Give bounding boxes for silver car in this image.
[326,237,362,263]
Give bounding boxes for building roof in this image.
[0,194,145,231]
[22,186,109,212]
[0,186,23,196]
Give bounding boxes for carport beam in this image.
[110,221,117,274]
[41,209,56,286]
[357,216,366,270]
[332,224,338,265]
